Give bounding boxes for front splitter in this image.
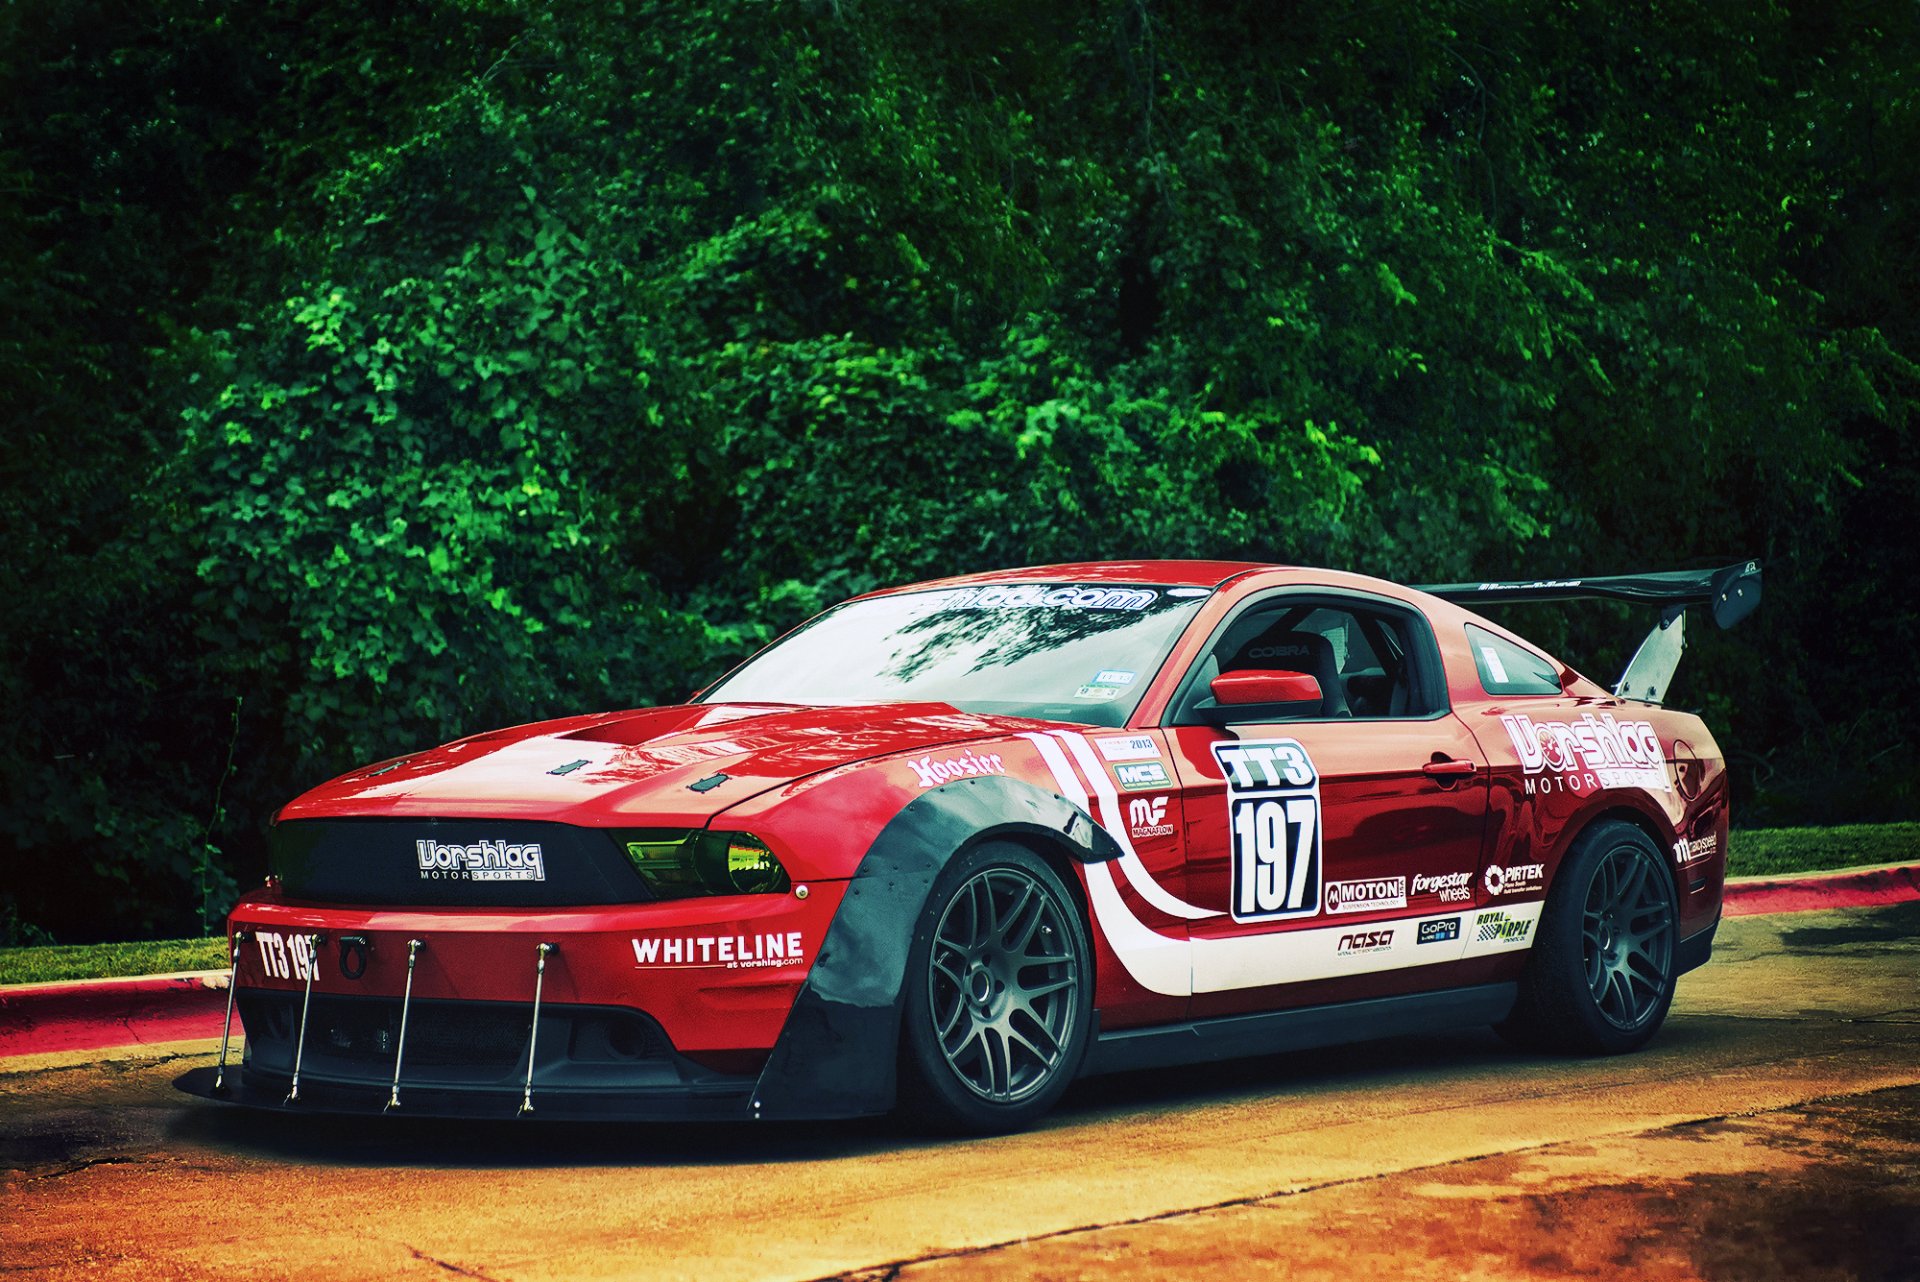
[173,1064,761,1123]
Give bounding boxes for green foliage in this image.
[1728,823,1920,880]
[185,232,714,779]
[3,0,1917,939]
[0,937,228,985]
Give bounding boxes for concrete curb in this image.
[2,862,1914,1062]
[0,970,231,1060]
[1721,860,1920,918]
[0,968,229,996]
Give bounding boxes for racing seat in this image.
[1220,628,1351,718]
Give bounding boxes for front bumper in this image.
[178,778,1048,1122]
[178,882,879,1121]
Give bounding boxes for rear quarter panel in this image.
[1428,596,1728,943]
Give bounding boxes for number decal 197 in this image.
[1213,739,1323,922]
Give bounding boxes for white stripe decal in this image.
[1189,904,1522,993]
[1021,731,1090,811]
[1085,859,1193,996]
[1050,730,1221,921]
[1019,731,1542,996]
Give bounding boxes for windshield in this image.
[701,583,1210,727]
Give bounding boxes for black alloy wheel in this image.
[1582,839,1675,1031]
[899,842,1091,1133]
[1498,820,1680,1055]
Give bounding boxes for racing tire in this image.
[1497,820,1678,1055]
[897,841,1093,1134]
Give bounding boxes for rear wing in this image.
[1415,560,1761,704]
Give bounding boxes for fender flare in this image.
[749,774,1118,1120]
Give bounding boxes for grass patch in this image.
[0,936,227,986]
[1727,823,1919,878]
[1,824,1914,981]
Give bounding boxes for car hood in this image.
[277,702,1033,827]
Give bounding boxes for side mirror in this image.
[1195,669,1322,725]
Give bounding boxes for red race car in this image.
[178,559,1761,1132]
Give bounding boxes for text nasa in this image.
[630,932,806,969]
[415,839,546,881]
[1499,712,1669,794]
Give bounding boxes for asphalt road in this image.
[3,902,1917,1282]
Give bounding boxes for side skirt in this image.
[1081,982,1519,1078]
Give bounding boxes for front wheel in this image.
[897,842,1092,1134]
[1499,821,1678,1055]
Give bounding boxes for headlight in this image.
[618,830,791,898]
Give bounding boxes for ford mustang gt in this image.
[178,558,1761,1132]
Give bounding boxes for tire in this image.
[896,841,1093,1134]
[1498,820,1678,1055]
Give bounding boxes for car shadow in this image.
[1054,1025,1513,1118]
[161,1013,1757,1170]
[162,1025,1513,1168]
[164,1098,906,1168]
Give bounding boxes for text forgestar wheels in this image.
[1499,820,1678,1055]
[899,842,1091,1133]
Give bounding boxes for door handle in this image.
[1421,758,1478,776]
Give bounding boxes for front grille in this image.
[269,818,653,907]
[237,991,671,1084]
[409,1006,533,1068]
[296,998,532,1071]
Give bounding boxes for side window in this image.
[1293,607,1434,718]
[1465,624,1562,696]
[1174,597,1442,722]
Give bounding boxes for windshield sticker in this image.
[907,749,1006,788]
[1114,761,1170,790]
[1479,645,1511,684]
[1500,712,1670,794]
[945,585,1158,611]
[1074,684,1124,701]
[1091,669,1137,686]
[1097,735,1160,762]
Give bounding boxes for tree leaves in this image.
[3,0,1916,939]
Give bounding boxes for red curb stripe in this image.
[1722,864,1920,917]
[0,976,229,1060]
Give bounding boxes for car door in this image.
[1160,593,1492,1020]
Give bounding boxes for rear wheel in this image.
[1499,821,1677,1054]
[897,842,1091,1134]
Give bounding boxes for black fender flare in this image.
[749,774,1119,1120]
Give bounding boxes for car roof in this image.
[863,560,1285,597]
